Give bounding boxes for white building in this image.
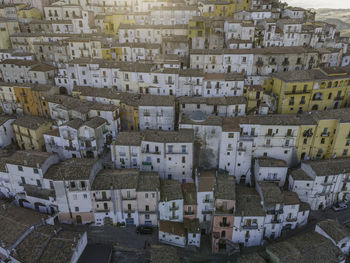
[112,129,194,182]
[254,157,288,187]
[233,186,265,247]
[138,95,175,131]
[316,219,350,256]
[289,159,350,210]
[46,158,102,224]
[195,170,215,234]
[0,115,15,148]
[159,180,184,222]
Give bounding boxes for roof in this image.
[289,168,312,181]
[183,218,200,233]
[91,169,138,190]
[44,158,99,180]
[0,200,48,249]
[160,180,183,201]
[214,174,235,200]
[237,253,267,263]
[77,244,113,263]
[151,245,181,263]
[256,157,288,167]
[139,94,175,107]
[181,183,197,205]
[4,151,54,168]
[283,191,300,205]
[303,158,350,176]
[272,67,350,82]
[235,186,265,217]
[159,220,185,236]
[0,115,15,126]
[197,170,216,192]
[82,116,107,129]
[180,113,223,127]
[137,172,160,192]
[317,219,350,243]
[29,63,56,72]
[178,96,246,106]
[266,231,345,263]
[258,182,284,205]
[12,115,52,130]
[63,119,84,130]
[113,132,142,146]
[13,224,85,263]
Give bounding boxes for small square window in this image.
[18,166,23,171]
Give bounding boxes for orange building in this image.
[13,83,58,117]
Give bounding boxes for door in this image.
[102,191,107,200]
[76,215,82,224]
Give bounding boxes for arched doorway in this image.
[59,86,68,95]
[76,215,82,224]
[312,104,318,111]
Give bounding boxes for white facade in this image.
[0,117,15,147]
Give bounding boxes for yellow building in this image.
[244,84,264,113]
[296,109,350,161]
[17,7,41,20]
[13,84,58,118]
[12,115,53,151]
[0,18,20,49]
[267,67,350,114]
[120,93,139,131]
[103,13,135,39]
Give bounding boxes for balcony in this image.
[321,132,330,137]
[139,210,157,214]
[216,206,234,214]
[267,209,283,215]
[286,217,297,222]
[123,196,137,200]
[202,208,214,214]
[119,152,126,157]
[237,147,246,152]
[334,96,344,101]
[242,223,258,230]
[321,181,333,186]
[271,218,282,223]
[169,206,179,211]
[95,197,111,202]
[203,198,213,203]
[123,208,136,213]
[169,215,179,220]
[219,222,230,227]
[185,211,195,215]
[142,161,152,166]
[96,208,110,213]
[79,136,95,141]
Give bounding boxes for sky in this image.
[286,0,350,9]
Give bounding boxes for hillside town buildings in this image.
[1,0,350,261]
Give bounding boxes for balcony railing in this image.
[242,224,258,230]
[123,196,137,200]
[185,211,194,215]
[286,217,297,222]
[202,209,214,214]
[219,222,230,227]
[95,197,111,202]
[123,208,136,213]
[271,218,282,223]
[142,161,152,166]
[321,132,330,137]
[203,199,213,203]
[169,215,179,220]
[96,208,110,213]
[169,206,179,211]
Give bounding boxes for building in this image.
[195,170,215,234]
[233,186,265,247]
[12,115,53,151]
[267,67,350,114]
[289,158,350,210]
[254,157,288,187]
[0,115,15,147]
[45,158,102,224]
[316,219,350,256]
[212,174,235,253]
[111,129,194,182]
[159,180,184,222]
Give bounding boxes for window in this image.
[145,193,148,198]
[81,181,86,188]
[33,168,39,174]
[21,177,26,185]
[228,133,234,138]
[70,181,76,188]
[36,180,41,187]
[343,149,348,156]
[73,194,77,200]
[182,157,186,163]
[168,145,173,153]
[75,207,79,212]
[181,145,186,153]
[145,214,150,219]
[83,194,87,199]
[146,205,149,211]
[18,166,23,171]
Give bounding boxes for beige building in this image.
[12,115,53,151]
